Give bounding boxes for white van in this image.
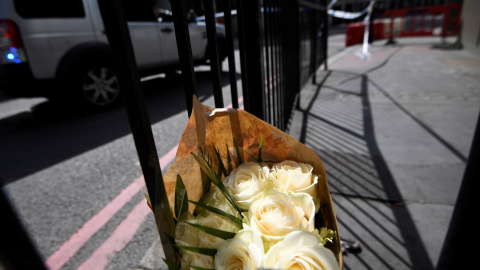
[0,0,226,109]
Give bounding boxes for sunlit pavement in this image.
[289,36,480,269]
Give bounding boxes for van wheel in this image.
[71,59,121,110]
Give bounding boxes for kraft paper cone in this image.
[161,96,343,267]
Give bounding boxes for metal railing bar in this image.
[290,0,301,130]
[203,0,224,108]
[281,0,295,130]
[263,0,272,124]
[236,0,265,120]
[279,0,286,130]
[273,0,286,130]
[236,0,249,111]
[269,0,275,127]
[223,0,239,109]
[97,2,177,262]
[269,0,276,127]
[322,0,329,71]
[270,0,276,126]
[310,8,318,85]
[98,0,164,213]
[170,0,198,117]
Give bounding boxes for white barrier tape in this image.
[328,9,368,19]
[328,6,371,20]
[361,1,376,59]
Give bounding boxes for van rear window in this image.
[14,0,85,19]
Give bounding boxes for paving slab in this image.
[291,37,480,269]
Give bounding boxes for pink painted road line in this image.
[45,145,178,270]
[45,182,140,270]
[77,200,151,270]
[47,97,244,270]
[75,99,246,268]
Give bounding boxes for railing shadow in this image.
[298,70,434,269]
[0,70,240,186]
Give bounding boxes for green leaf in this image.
[233,135,243,165]
[189,200,243,228]
[258,135,263,163]
[186,222,236,240]
[144,193,151,207]
[318,227,337,245]
[176,245,217,256]
[192,152,214,177]
[162,258,180,270]
[175,174,189,219]
[212,142,228,178]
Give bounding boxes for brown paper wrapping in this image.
[162,97,343,267]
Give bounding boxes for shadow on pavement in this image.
[0,70,237,186]
[298,70,434,269]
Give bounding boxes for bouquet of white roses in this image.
[147,97,342,270]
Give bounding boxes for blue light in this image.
[2,47,24,64]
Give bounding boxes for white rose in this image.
[246,189,315,243]
[180,252,214,270]
[215,230,264,270]
[224,162,269,210]
[270,160,318,198]
[263,231,340,270]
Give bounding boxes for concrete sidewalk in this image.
[289,37,480,269]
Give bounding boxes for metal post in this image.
[311,5,318,84]
[223,0,239,109]
[170,0,198,117]
[97,0,176,262]
[273,0,281,128]
[237,0,265,120]
[281,0,300,130]
[322,0,329,71]
[203,0,224,108]
[236,0,249,111]
[264,0,272,124]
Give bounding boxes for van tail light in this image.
[0,20,27,64]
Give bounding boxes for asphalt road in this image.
[0,67,241,270]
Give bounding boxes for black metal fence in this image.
[168,0,329,131]
[0,0,329,267]
[144,0,329,213]
[237,0,329,130]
